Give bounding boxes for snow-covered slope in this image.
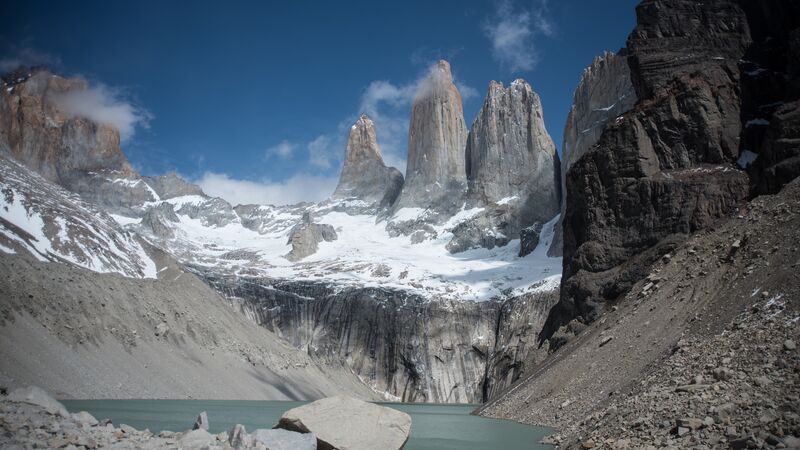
[0,155,157,279]
[118,190,561,301]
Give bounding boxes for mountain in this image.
[452,79,560,255]
[479,0,799,446]
[391,60,468,217]
[331,114,403,209]
[541,0,756,340]
[0,62,565,403]
[549,51,637,256]
[0,152,375,400]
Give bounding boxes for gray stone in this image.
[285,214,337,262]
[71,411,98,427]
[178,428,214,448]
[276,395,411,450]
[228,424,251,449]
[784,339,796,351]
[392,60,468,215]
[465,79,560,237]
[251,428,316,450]
[192,411,208,430]
[7,386,69,417]
[332,115,403,210]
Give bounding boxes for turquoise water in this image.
[61,399,552,449]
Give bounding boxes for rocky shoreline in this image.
[0,388,411,450]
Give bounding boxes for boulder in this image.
[228,424,252,449]
[178,428,214,448]
[285,212,337,262]
[71,411,99,427]
[251,428,316,450]
[276,396,411,450]
[192,411,209,430]
[7,386,69,417]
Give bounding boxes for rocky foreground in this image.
[0,387,411,450]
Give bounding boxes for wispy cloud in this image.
[265,140,295,159]
[49,82,151,143]
[483,0,554,72]
[357,61,477,173]
[308,135,337,169]
[0,45,61,73]
[195,171,338,206]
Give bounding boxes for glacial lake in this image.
[62,400,553,449]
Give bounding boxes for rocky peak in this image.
[392,59,468,214]
[458,78,560,251]
[549,51,637,256]
[466,78,559,213]
[0,70,134,186]
[331,114,403,209]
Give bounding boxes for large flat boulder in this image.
[276,396,411,450]
[7,386,69,417]
[252,428,316,450]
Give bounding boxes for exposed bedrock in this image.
[541,0,756,341]
[201,272,558,403]
[332,115,404,210]
[549,51,637,257]
[391,60,468,219]
[453,79,560,253]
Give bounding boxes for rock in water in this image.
[332,114,404,209]
[251,428,316,450]
[228,424,252,449]
[192,411,209,430]
[466,79,560,226]
[7,386,69,417]
[541,0,753,340]
[549,51,637,256]
[392,60,468,216]
[285,212,337,262]
[276,395,411,450]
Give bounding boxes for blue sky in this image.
[1,0,639,205]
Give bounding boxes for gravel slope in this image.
[0,247,376,401]
[478,179,800,448]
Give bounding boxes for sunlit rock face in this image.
[453,79,560,254]
[392,60,468,217]
[332,114,403,210]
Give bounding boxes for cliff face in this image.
[332,115,403,209]
[391,60,468,216]
[461,79,560,248]
[541,0,755,340]
[549,52,637,256]
[0,69,134,185]
[202,272,558,403]
[0,69,159,214]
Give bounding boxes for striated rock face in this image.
[458,79,559,252]
[332,115,403,209]
[203,272,558,403]
[0,69,134,188]
[541,0,754,340]
[549,52,637,256]
[392,60,468,216]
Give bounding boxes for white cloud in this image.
[483,0,554,72]
[0,46,61,73]
[307,135,336,169]
[196,171,339,206]
[49,83,151,143]
[265,140,295,159]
